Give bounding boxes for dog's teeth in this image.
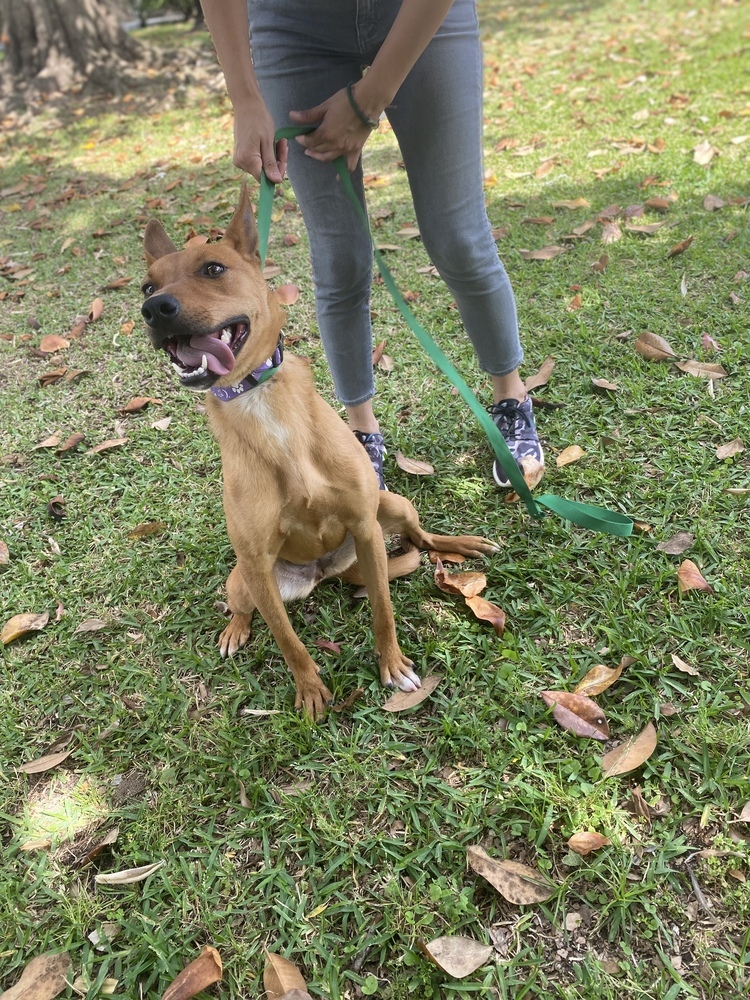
[201,354,208,370]
[220,328,232,344]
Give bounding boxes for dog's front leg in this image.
[353,526,422,693]
[238,558,333,719]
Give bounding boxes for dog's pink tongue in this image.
[176,335,235,375]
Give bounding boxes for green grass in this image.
[1,1,750,998]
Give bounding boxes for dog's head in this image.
[141,183,284,391]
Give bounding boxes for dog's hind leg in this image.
[219,565,256,658]
[377,493,500,558]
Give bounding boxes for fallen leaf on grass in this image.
[128,521,168,539]
[693,140,718,166]
[671,653,699,676]
[89,298,105,322]
[675,360,727,379]
[626,221,667,235]
[716,439,744,460]
[395,451,434,475]
[567,831,611,856]
[151,416,172,431]
[592,252,608,273]
[86,438,129,455]
[434,561,486,597]
[39,334,70,353]
[633,331,676,360]
[17,748,73,774]
[56,432,85,453]
[467,846,554,903]
[427,550,466,564]
[574,656,634,697]
[20,837,53,852]
[331,688,365,713]
[464,595,506,636]
[1,952,71,1000]
[591,377,619,391]
[161,946,222,1000]
[656,531,694,555]
[33,432,62,449]
[553,197,590,209]
[313,639,341,654]
[382,674,442,712]
[263,952,307,1000]
[0,539,9,564]
[417,936,492,979]
[119,396,162,414]
[46,495,66,520]
[74,618,108,634]
[677,559,713,595]
[524,355,555,391]
[2,610,50,644]
[540,690,609,740]
[704,195,724,211]
[667,236,694,258]
[556,445,585,467]
[518,245,565,261]
[95,860,165,885]
[601,722,657,777]
[39,369,68,387]
[372,339,387,365]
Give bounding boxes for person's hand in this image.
[232,99,288,183]
[289,87,376,172]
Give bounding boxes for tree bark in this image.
[0,0,143,95]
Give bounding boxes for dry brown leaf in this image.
[263,952,307,1000]
[161,946,222,1000]
[524,355,555,391]
[151,417,173,431]
[331,687,365,713]
[567,831,611,856]
[89,298,105,321]
[33,432,63,449]
[56,432,85,454]
[39,369,68,387]
[633,331,676,361]
[553,198,590,209]
[74,618,108,634]
[464,595,506,636]
[601,722,657,777]
[397,226,421,238]
[592,252,608,273]
[273,283,299,305]
[95,860,165,885]
[39,334,70,353]
[417,936,492,979]
[104,276,134,290]
[736,802,750,823]
[556,445,585,467]
[395,451,434,475]
[656,531,694,555]
[467,846,554,904]
[17,748,73,774]
[0,539,9,564]
[119,396,162,414]
[20,837,53,852]
[2,610,50,644]
[86,438,129,455]
[1,952,72,1000]
[371,339,387,365]
[128,521,168,539]
[382,674,442,712]
[693,140,718,166]
[671,653,699,676]
[601,221,622,244]
[677,559,713,595]
[667,236,694,258]
[704,194,725,211]
[626,221,667,235]
[591,377,619,391]
[675,360,727,379]
[434,561,486,598]
[574,656,634,697]
[644,197,672,213]
[716,438,744,460]
[567,294,583,311]
[540,690,609,740]
[518,245,565,261]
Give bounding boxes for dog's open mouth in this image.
[162,319,249,383]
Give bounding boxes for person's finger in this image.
[289,106,324,124]
[276,138,288,178]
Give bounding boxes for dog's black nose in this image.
[142,293,180,326]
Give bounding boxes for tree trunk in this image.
[0,0,143,96]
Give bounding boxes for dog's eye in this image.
[204,262,226,278]
[142,283,155,297]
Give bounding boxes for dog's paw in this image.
[381,655,422,692]
[295,680,334,722]
[218,614,252,658]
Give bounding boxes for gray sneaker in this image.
[488,397,544,488]
[353,430,387,490]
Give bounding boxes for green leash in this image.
[257,126,632,537]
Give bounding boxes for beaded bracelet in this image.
[346,82,380,130]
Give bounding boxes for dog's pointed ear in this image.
[221,182,259,260]
[143,219,179,265]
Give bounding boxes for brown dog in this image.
[141,185,499,718]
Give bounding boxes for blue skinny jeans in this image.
[248,0,523,406]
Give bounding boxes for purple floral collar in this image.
[209,334,284,402]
